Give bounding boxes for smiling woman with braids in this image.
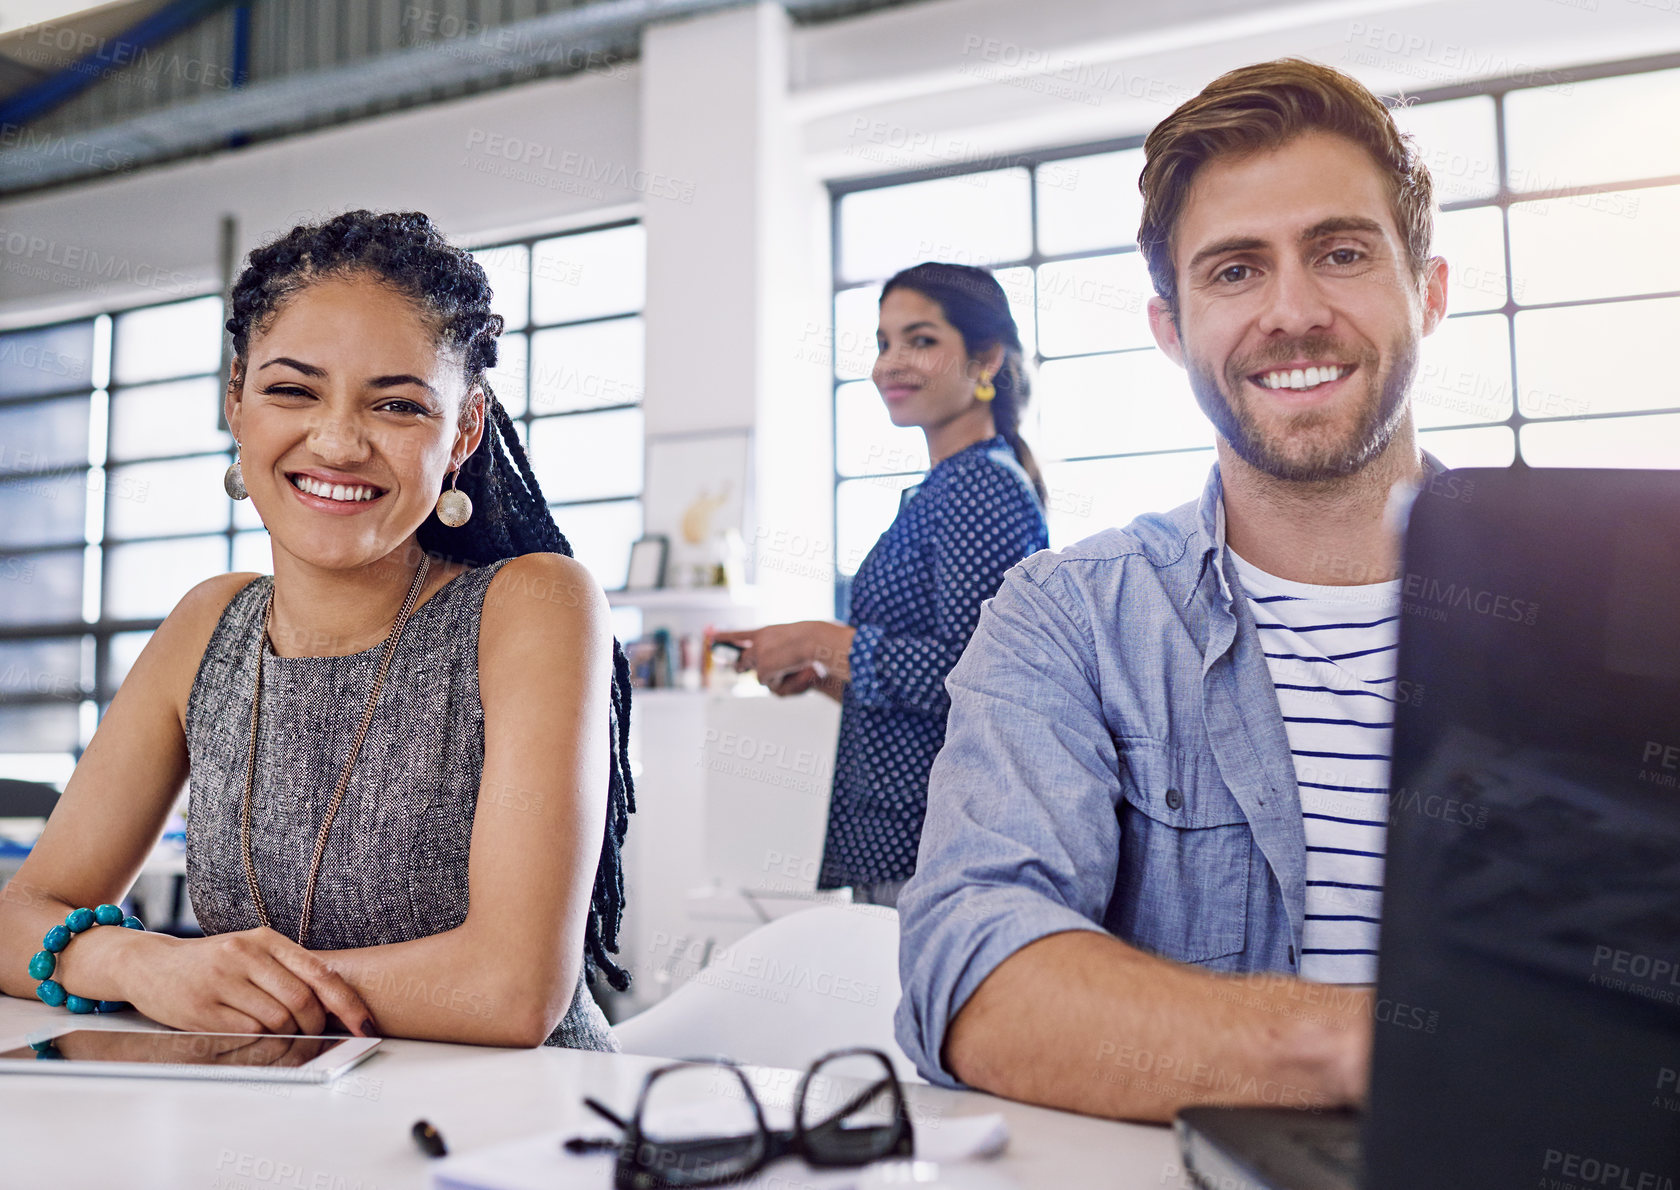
[0,211,633,1049]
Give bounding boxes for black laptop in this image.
[1175,466,1680,1190]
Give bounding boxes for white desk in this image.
[0,997,1181,1190]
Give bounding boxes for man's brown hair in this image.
[1137,58,1434,310]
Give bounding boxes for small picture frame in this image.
[624,534,669,591]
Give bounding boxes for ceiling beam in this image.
[0,0,235,126]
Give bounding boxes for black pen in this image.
[563,1097,629,1154]
[412,1119,448,1159]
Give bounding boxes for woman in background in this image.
[718,263,1048,907]
[0,211,632,1047]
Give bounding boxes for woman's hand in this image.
[762,666,849,703]
[124,928,377,1037]
[765,664,822,697]
[714,622,856,694]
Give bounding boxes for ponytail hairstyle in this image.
[879,262,1046,504]
[226,210,635,991]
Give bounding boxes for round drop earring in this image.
[973,372,996,402]
[435,469,473,527]
[224,449,249,501]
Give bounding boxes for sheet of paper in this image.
[430,1112,1010,1190]
[909,1114,1008,1162]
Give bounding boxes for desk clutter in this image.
[626,629,755,690]
[625,628,688,689]
[431,1046,1010,1189]
[1,990,1170,1187]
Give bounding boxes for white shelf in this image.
[629,686,770,701]
[606,585,759,611]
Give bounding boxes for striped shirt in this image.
[1230,552,1400,985]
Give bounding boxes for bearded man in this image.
[894,57,1452,1122]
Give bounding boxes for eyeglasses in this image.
[566,1047,915,1189]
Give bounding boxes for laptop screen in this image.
[1367,467,1680,1190]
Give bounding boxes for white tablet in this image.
[0,1026,381,1083]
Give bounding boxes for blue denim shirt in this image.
[895,460,1423,1087]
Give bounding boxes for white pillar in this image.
[641,1,835,623]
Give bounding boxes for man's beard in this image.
[1184,334,1418,483]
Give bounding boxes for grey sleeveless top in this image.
[184,560,617,1051]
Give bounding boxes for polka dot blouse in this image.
[819,436,1049,888]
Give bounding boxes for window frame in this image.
[469,216,648,584]
[0,295,236,759]
[826,50,1680,609]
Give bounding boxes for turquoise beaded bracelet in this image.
[30,904,144,1014]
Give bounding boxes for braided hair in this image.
[225,210,635,991]
[880,262,1047,503]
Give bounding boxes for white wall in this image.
[640,5,836,622]
[0,63,645,328]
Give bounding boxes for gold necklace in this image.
[239,555,432,945]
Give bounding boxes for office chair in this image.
[0,778,60,819]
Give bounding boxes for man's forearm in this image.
[944,931,1371,1124]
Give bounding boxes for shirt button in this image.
[1165,788,1183,811]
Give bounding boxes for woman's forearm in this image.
[0,875,74,999]
[321,924,582,1047]
[4,876,573,1047]
[0,875,166,1002]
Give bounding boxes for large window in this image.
[471,220,648,589]
[829,57,1680,587]
[0,219,645,778]
[0,297,232,785]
